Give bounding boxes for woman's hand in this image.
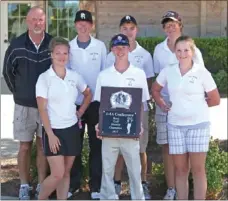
[159,100,171,112]
[95,124,103,140]
[48,133,61,154]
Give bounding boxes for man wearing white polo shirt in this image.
[106,15,154,199]
[68,10,107,199]
[94,33,150,200]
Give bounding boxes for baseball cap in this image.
[110,34,130,48]
[161,11,182,24]
[119,15,137,26]
[74,10,93,23]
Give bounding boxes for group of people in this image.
[3,5,220,201]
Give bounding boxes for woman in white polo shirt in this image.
[153,11,205,200]
[36,37,92,200]
[152,36,220,200]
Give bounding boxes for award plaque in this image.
[99,86,142,138]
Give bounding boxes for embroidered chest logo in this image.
[90,52,99,60]
[80,13,86,19]
[126,78,135,86]
[134,55,143,65]
[68,80,77,88]
[188,76,198,84]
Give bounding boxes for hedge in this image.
[137,37,228,94]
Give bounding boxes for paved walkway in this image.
[1,94,227,160]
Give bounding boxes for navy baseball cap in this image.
[119,15,137,26]
[74,10,93,23]
[110,34,130,48]
[161,11,182,24]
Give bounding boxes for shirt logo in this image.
[134,55,143,65]
[188,76,197,83]
[68,80,77,88]
[90,52,99,60]
[81,13,86,19]
[126,78,135,86]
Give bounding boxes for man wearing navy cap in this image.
[94,33,150,200]
[68,9,107,200]
[106,15,155,199]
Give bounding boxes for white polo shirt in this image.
[156,62,217,126]
[153,37,205,114]
[106,42,155,111]
[36,67,87,129]
[94,64,150,105]
[68,35,107,105]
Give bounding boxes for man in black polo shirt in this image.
[3,6,52,200]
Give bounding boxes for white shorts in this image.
[155,114,168,145]
[167,124,210,155]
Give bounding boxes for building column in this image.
[200,0,207,37]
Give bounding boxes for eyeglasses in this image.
[111,39,129,46]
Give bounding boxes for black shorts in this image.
[42,123,81,157]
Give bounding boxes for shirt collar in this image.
[73,35,96,49]
[48,65,69,77]
[29,32,45,50]
[130,41,140,54]
[162,37,170,51]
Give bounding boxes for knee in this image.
[51,168,65,181]
[191,165,205,176]
[19,142,32,153]
[175,165,189,177]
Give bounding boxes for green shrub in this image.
[151,138,228,199]
[137,37,228,95]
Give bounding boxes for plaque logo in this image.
[110,91,132,109]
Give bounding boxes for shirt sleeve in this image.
[140,71,150,102]
[143,52,155,78]
[94,74,102,102]
[153,46,161,74]
[36,74,48,99]
[156,68,167,87]
[201,69,217,92]
[76,74,87,93]
[194,46,205,66]
[100,42,107,71]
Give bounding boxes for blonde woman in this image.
[152,35,220,199]
[36,37,92,200]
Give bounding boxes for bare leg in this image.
[173,153,190,200]
[56,156,76,199]
[189,153,207,200]
[36,137,48,184]
[18,141,33,184]
[114,155,124,181]
[163,144,175,188]
[38,156,65,200]
[140,152,147,182]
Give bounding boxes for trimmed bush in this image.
[137,37,228,95]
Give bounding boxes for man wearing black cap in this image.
[68,10,107,200]
[94,33,150,200]
[153,11,204,200]
[106,15,154,199]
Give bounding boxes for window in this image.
[47,1,79,40]
[47,0,96,41]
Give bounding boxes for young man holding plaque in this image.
[106,15,154,199]
[94,33,150,200]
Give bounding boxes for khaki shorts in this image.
[139,111,149,153]
[13,104,42,142]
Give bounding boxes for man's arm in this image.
[3,45,16,92]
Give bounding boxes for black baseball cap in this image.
[119,15,137,26]
[110,34,130,48]
[74,10,93,23]
[161,11,182,24]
